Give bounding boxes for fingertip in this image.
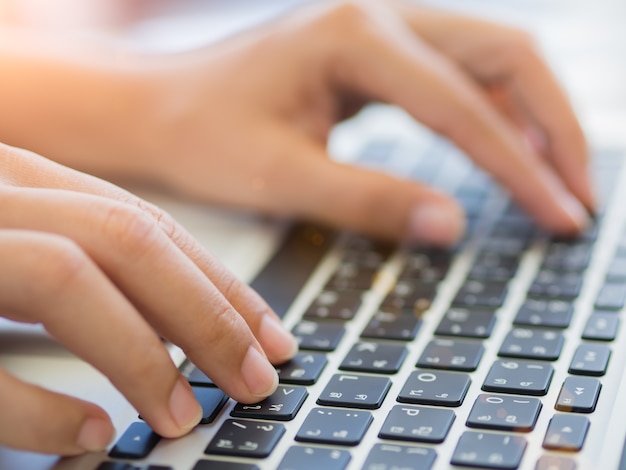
[168,377,203,435]
[259,314,299,363]
[407,196,466,246]
[76,416,115,452]
[241,345,279,401]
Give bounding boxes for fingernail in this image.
[560,193,590,231]
[408,201,465,245]
[241,345,279,398]
[169,377,202,431]
[260,315,299,360]
[76,417,114,452]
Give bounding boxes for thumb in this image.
[270,135,465,246]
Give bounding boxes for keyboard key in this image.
[96,464,173,470]
[276,352,327,385]
[205,419,285,458]
[582,312,620,341]
[528,271,582,299]
[109,422,161,459]
[397,369,471,407]
[542,241,592,272]
[325,262,378,291]
[499,328,564,361]
[595,282,626,310]
[514,299,573,328]
[378,405,455,443]
[417,338,484,371]
[435,307,496,338]
[295,408,372,446]
[317,374,391,409]
[453,280,508,307]
[382,279,437,312]
[543,414,590,451]
[607,256,626,281]
[192,462,258,470]
[467,252,519,281]
[278,446,351,470]
[451,431,527,469]
[568,343,611,376]
[361,309,421,341]
[363,443,437,470]
[303,289,363,321]
[193,387,229,424]
[467,394,542,432]
[339,341,407,374]
[535,455,576,470]
[555,377,602,413]
[292,321,344,351]
[482,360,554,396]
[231,386,307,421]
[400,251,451,282]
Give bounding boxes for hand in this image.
[0,143,297,455]
[134,0,593,245]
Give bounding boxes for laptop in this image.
[1,1,626,469]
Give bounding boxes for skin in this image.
[0,0,594,456]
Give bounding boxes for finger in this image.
[392,3,594,209]
[0,367,114,455]
[0,187,283,404]
[245,126,466,245]
[309,2,589,234]
[1,145,298,365]
[0,229,202,439]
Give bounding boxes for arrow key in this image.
[108,422,161,459]
[543,414,590,450]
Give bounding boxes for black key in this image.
[184,364,214,387]
[467,252,519,281]
[451,431,527,469]
[109,422,161,459]
[417,338,484,371]
[325,262,378,291]
[303,289,363,321]
[499,328,564,361]
[96,464,173,470]
[480,236,527,256]
[231,386,308,421]
[543,414,590,451]
[340,341,407,374]
[529,270,582,299]
[542,241,592,272]
[205,419,285,458]
[382,279,437,312]
[467,394,542,432]
[361,309,421,341]
[514,299,573,328]
[400,251,451,282]
[595,282,626,310]
[435,307,496,338]
[582,312,620,341]
[193,387,229,424]
[295,407,372,446]
[397,369,471,407]
[192,461,258,470]
[535,456,576,470]
[292,321,344,351]
[363,443,437,470]
[379,405,455,443]
[278,446,351,470]
[569,343,611,376]
[482,360,554,396]
[276,352,327,385]
[607,256,626,281]
[317,374,391,409]
[555,377,601,413]
[453,280,508,308]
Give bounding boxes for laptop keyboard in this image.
[97,135,626,470]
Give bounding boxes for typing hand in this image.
[138,0,592,245]
[0,144,297,455]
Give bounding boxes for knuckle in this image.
[29,236,90,297]
[100,203,161,260]
[314,0,378,37]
